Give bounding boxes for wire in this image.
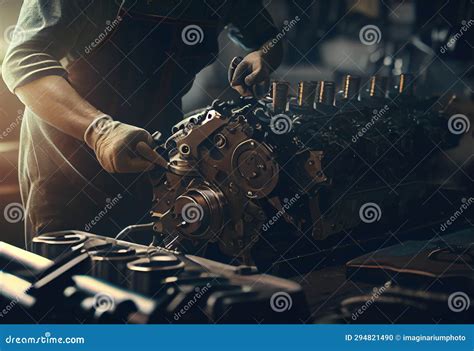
[114,222,155,241]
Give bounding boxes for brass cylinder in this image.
[369,76,388,98]
[297,81,317,109]
[316,81,335,105]
[395,73,415,95]
[342,75,361,100]
[272,81,289,113]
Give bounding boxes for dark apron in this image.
[28,6,219,240]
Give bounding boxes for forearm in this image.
[15,76,103,140]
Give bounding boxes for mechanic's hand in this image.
[230,51,271,97]
[84,115,167,173]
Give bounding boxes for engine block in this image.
[150,75,463,266]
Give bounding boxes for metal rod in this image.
[114,223,155,240]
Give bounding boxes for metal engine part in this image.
[150,74,467,265]
[0,232,309,324]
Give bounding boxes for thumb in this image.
[244,68,266,87]
[231,61,251,87]
[135,141,168,169]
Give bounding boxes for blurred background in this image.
[1,0,473,247]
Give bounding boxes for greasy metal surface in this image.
[150,76,464,268]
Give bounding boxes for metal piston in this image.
[32,231,88,259]
[90,246,139,286]
[127,254,185,295]
[272,81,290,113]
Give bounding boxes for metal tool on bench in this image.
[0,231,309,323]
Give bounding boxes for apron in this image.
[21,4,220,245]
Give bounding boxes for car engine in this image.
[150,74,467,268]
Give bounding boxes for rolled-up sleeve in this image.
[226,0,278,50]
[1,0,88,93]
